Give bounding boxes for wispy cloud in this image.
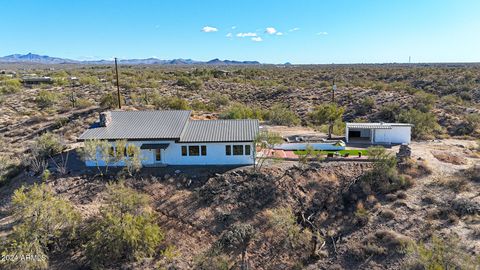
[201,26,218,32]
[276,32,283,36]
[231,26,237,29]
[251,37,263,42]
[236,32,257,37]
[289,27,300,32]
[226,32,233,38]
[316,31,328,35]
[265,27,277,35]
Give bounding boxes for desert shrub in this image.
[451,198,480,216]
[153,96,190,110]
[79,76,100,86]
[378,103,401,122]
[308,103,344,138]
[264,104,300,126]
[354,201,370,226]
[399,109,440,139]
[99,92,120,108]
[218,223,256,270]
[379,209,396,220]
[175,76,202,90]
[413,91,437,113]
[75,98,93,108]
[361,146,412,194]
[0,78,22,94]
[190,100,209,111]
[265,207,313,249]
[400,158,432,178]
[356,97,375,115]
[0,184,80,270]
[441,95,462,105]
[350,230,410,260]
[36,90,58,108]
[220,103,264,120]
[318,119,346,136]
[451,113,480,136]
[194,252,230,270]
[208,93,230,110]
[34,132,64,158]
[84,182,164,268]
[405,235,479,270]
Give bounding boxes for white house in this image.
[345,122,412,145]
[78,110,259,166]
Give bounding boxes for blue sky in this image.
[2,0,480,64]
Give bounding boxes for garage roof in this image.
[346,122,412,129]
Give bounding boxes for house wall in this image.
[164,142,254,165]
[84,140,255,167]
[373,126,411,144]
[387,126,411,144]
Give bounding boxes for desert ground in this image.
[0,64,479,269]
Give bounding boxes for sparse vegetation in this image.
[405,235,479,270]
[84,182,164,268]
[0,184,80,270]
[308,103,344,139]
[1,63,480,270]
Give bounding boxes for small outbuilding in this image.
[345,122,412,145]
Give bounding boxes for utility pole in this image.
[114,57,121,109]
[332,79,336,103]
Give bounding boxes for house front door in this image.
[155,148,162,163]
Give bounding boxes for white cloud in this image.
[236,32,257,37]
[265,27,277,34]
[289,27,300,32]
[226,32,233,38]
[202,26,218,32]
[276,32,283,36]
[251,37,263,42]
[316,31,328,35]
[231,26,237,29]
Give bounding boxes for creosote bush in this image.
[405,235,479,270]
[359,146,413,194]
[263,104,300,126]
[265,206,313,249]
[36,90,58,108]
[84,182,164,268]
[0,183,80,270]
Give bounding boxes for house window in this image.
[189,146,200,156]
[201,145,207,156]
[226,145,231,155]
[245,145,251,155]
[233,145,243,155]
[181,146,187,156]
[155,148,162,161]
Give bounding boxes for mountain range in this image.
[0,53,262,65]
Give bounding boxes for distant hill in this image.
[0,53,262,65]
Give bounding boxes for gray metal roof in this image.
[346,122,412,129]
[179,119,259,142]
[78,110,191,140]
[78,110,259,142]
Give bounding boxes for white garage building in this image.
[345,122,412,145]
